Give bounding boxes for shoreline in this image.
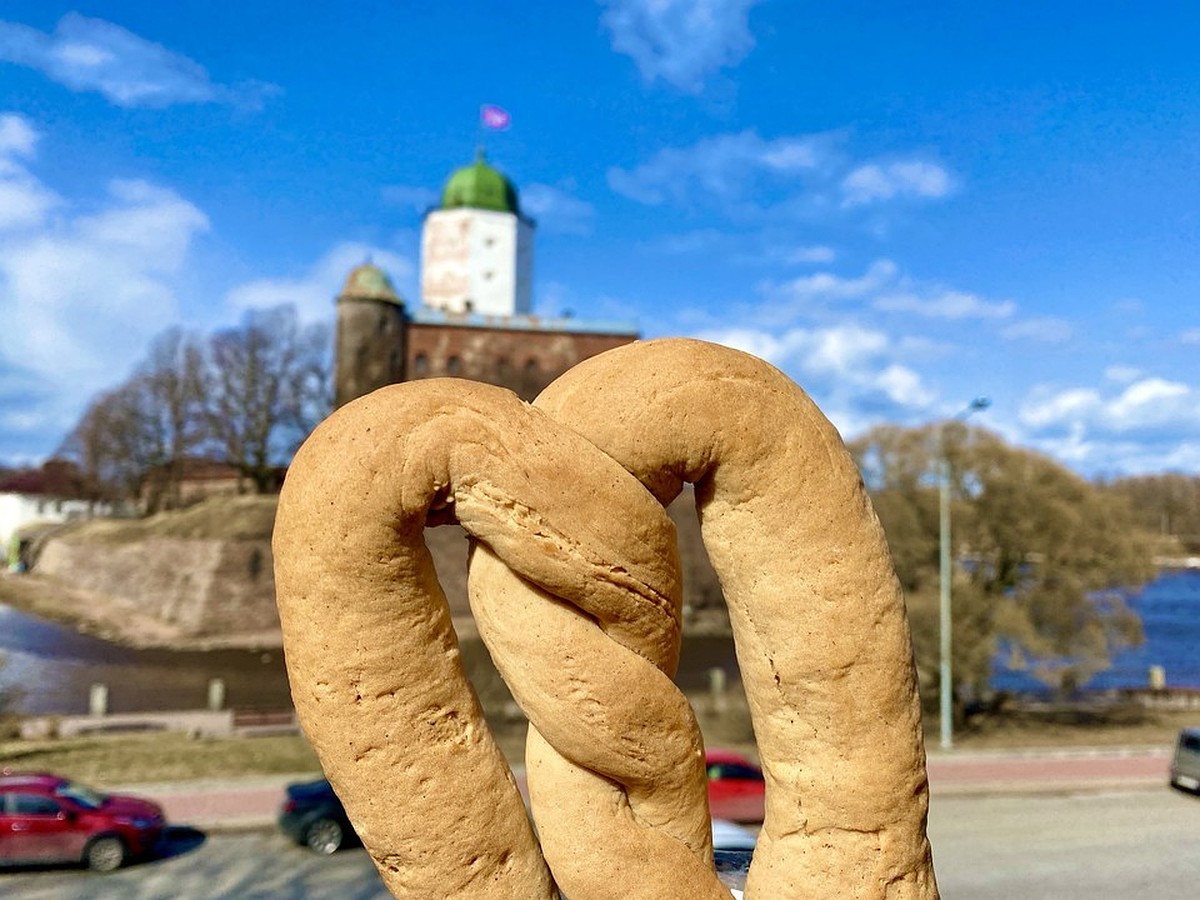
[0,571,736,653]
[1154,556,1200,570]
[0,571,284,652]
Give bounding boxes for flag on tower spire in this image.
[480,104,511,131]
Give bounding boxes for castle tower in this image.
[333,263,407,408]
[331,149,635,412]
[421,150,534,316]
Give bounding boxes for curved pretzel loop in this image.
[273,339,938,900]
[528,339,937,899]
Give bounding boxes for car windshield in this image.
[55,781,108,809]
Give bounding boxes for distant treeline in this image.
[848,422,1179,708]
[50,305,330,512]
[1099,474,1200,555]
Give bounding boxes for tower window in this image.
[414,353,429,377]
[447,355,462,376]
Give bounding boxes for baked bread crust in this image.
[273,339,938,899]
[533,339,937,899]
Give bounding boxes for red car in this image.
[706,750,765,823]
[0,771,166,871]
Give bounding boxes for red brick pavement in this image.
[926,747,1169,793]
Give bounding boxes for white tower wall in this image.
[421,208,533,316]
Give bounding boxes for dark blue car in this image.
[278,779,356,854]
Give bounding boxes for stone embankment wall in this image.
[27,489,728,647]
[36,536,278,637]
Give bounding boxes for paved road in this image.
[928,787,1200,899]
[138,746,1177,832]
[1,748,1194,898]
[0,828,388,899]
[3,786,1198,898]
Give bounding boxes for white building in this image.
[420,149,534,317]
[1,464,116,570]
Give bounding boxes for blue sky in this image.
[1,2,1197,477]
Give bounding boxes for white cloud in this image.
[1108,378,1191,429]
[875,364,935,408]
[694,322,938,436]
[1019,388,1102,430]
[600,0,762,93]
[876,288,1016,321]
[609,132,956,226]
[0,163,209,455]
[786,244,836,265]
[0,113,60,232]
[1019,377,1198,439]
[1181,328,1200,346]
[772,259,899,304]
[225,243,414,325]
[521,183,595,235]
[608,130,829,209]
[0,179,208,379]
[1104,365,1142,384]
[841,160,953,207]
[800,324,890,375]
[0,112,38,156]
[78,180,206,267]
[697,326,795,366]
[0,13,277,109]
[1000,316,1074,342]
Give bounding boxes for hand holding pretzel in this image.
[273,338,938,899]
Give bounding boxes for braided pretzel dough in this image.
[529,339,937,898]
[273,339,938,899]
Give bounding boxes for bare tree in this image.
[1102,473,1200,555]
[59,306,330,504]
[203,306,330,493]
[59,328,208,509]
[59,380,160,501]
[137,328,208,510]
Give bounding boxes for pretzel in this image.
[273,339,938,899]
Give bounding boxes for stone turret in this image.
[333,263,407,409]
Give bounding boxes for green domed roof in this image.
[441,150,520,214]
[339,263,402,304]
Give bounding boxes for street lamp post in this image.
[938,397,989,752]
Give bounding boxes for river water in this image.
[0,604,294,715]
[0,603,741,717]
[1,570,1196,716]
[990,567,1200,694]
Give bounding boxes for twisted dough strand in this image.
[273,379,688,898]
[469,545,728,900]
[531,339,938,899]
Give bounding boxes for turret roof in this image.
[339,263,402,305]
[441,149,520,214]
